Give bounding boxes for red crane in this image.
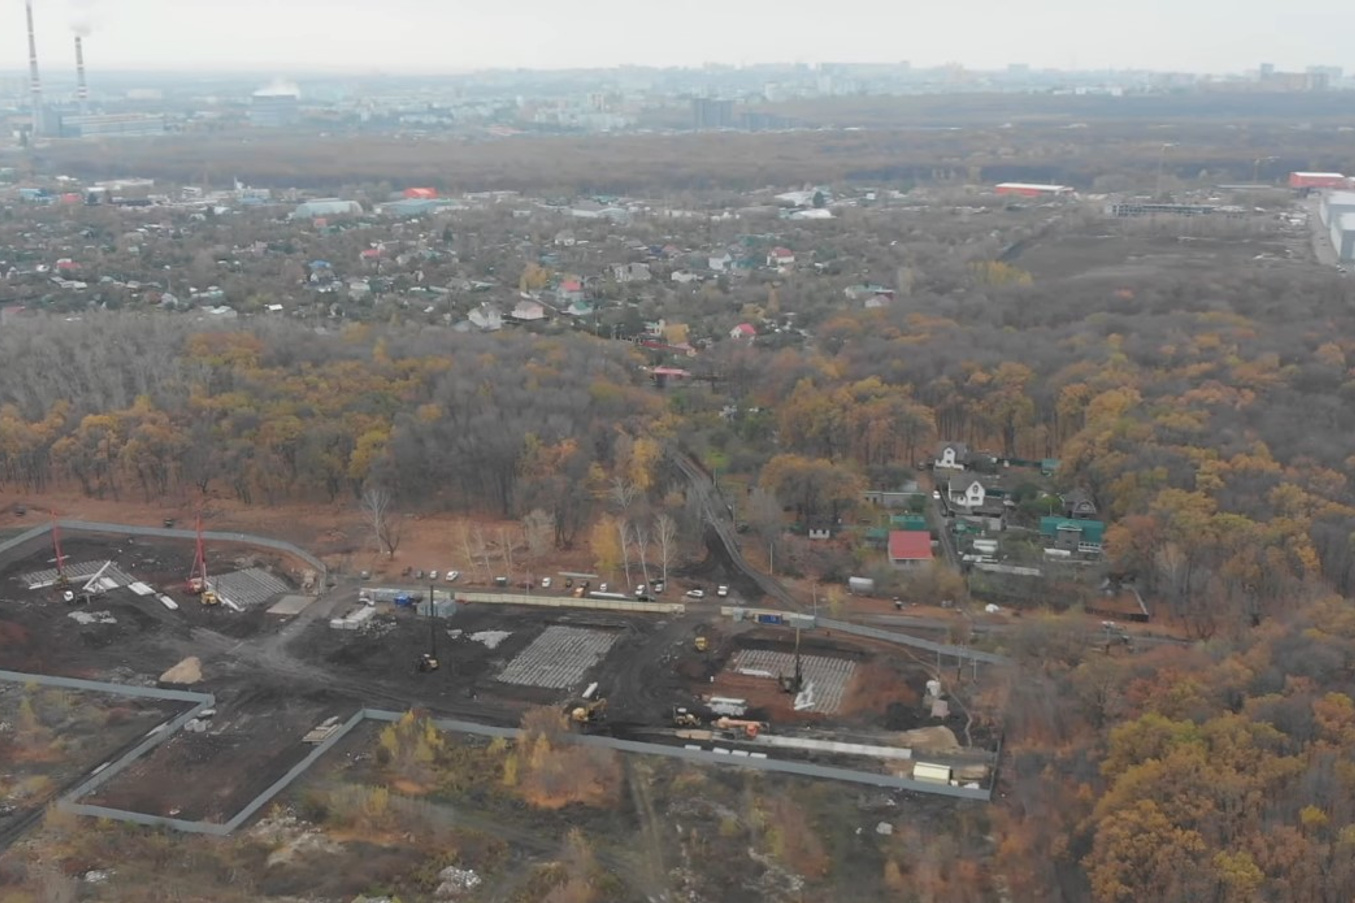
[187,513,208,594]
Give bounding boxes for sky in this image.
[2,0,1352,76]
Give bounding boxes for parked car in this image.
[540,577,552,589]
[599,582,609,592]
[428,570,439,581]
[685,589,706,599]
[651,580,665,593]
[716,585,729,598]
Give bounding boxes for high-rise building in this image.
[250,90,300,128]
[691,97,733,130]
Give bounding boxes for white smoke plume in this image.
[68,0,96,36]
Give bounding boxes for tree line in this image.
[0,316,659,537]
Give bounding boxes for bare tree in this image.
[632,522,651,587]
[610,477,638,512]
[617,517,633,588]
[361,484,403,557]
[473,525,493,580]
[523,508,553,558]
[747,487,784,571]
[460,522,477,576]
[655,513,678,585]
[499,526,515,577]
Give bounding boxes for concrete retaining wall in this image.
[457,591,685,615]
[0,519,327,589]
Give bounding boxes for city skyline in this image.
[0,0,1351,78]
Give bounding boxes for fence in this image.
[456,591,685,615]
[1,664,990,843]
[0,670,219,832]
[0,519,327,588]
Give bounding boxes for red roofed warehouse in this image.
[994,182,1074,198]
[888,530,934,569]
[1289,172,1349,190]
[403,187,439,199]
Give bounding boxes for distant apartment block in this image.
[994,182,1074,199]
[250,92,300,128]
[60,113,167,138]
[691,97,734,130]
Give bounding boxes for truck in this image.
[847,576,875,595]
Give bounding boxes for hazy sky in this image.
[2,0,1351,75]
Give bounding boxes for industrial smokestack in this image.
[74,34,88,116]
[25,0,44,136]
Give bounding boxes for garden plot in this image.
[729,650,858,714]
[22,560,135,590]
[497,626,618,689]
[211,567,290,609]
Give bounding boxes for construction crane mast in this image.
[51,511,68,587]
[186,514,218,606]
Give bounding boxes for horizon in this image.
[0,0,1350,79]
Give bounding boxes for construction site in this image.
[0,517,1001,847]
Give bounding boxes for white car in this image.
[428,570,439,581]
[685,589,706,599]
[540,577,552,589]
[444,570,461,583]
[599,583,609,592]
[716,585,729,598]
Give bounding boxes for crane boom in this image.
[81,560,113,593]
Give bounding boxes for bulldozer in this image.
[672,706,701,728]
[417,652,440,673]
[567,698,608,726]
[693,635,709,653]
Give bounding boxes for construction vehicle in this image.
[567,697,608,725]
[714,717,766,739]
[1099,621,1134,654]
[693,635,709,653]
[415,581,440,673]
[672,706,701,727]
[50,512,69,589]
[186,514,219,605]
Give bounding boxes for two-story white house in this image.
[934,441,970,471]
[947,475,987,510]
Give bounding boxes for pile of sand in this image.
[897,725,960,753]
[159,656,202,686]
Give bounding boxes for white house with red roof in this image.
[729,323,757,341]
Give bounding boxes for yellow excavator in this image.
[694,635,709,652]
[568,698,608,725]
[672,706,701,727]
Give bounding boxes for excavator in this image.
[672,706,701,727]
[567,698,608,726]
